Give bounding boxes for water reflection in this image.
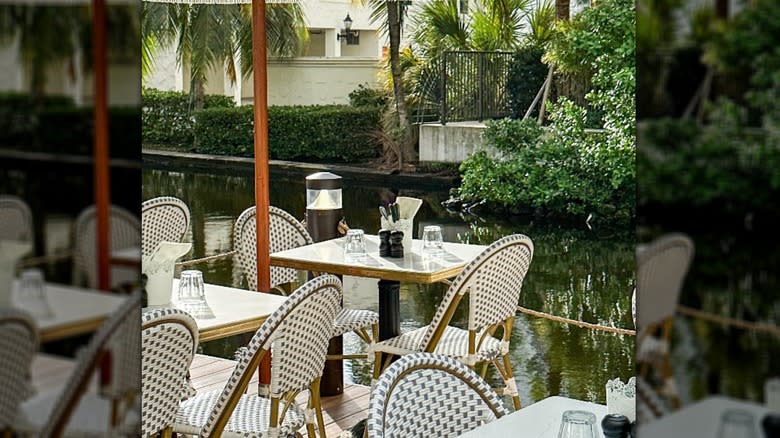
[143,167,635,405]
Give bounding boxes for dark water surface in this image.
[143,167,636,406]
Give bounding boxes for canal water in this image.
[143,166,636,406]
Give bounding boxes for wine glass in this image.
[176,270,215,319]
[15,268,53,319]
[558,410,597,438]
[717,409,758,438]
[344,229,367,261]
[422,225,444,255]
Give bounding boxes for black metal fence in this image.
[439,51,514,124]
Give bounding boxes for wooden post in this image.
[93,0,111,291]
[252,0,272,386]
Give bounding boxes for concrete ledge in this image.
[142,149,458,190]
[419,121,496,163]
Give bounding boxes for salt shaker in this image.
[602,414,631,438]
[379,229,391,257]
[762,414,780,438]
[390,230,404,258]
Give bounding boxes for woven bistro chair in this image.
[636,375,671,425]
[141,309,198,438]
[370,234,534,411]
[234,205,379,361]
[173,275,343,438]
[141,196,191,257]
[14,291,141,437]
[636,233,694,408]
[0,309,38,437]
[73,205,141,290]
[0,195,34,243]
[367,352,508,438]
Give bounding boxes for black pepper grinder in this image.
[390,230,404,258]
[602,414,631,438]
[379,229,391,257]
[762,413,780,438]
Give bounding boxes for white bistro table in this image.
[151,280,288,342]
[14,283,127,343]
[638,395,770,438]
[458,396,608,438]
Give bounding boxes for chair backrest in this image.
[42,291,141,437]
[234,205,312,291]
[0,195,34,243]
[636,233,694,332]
[420,234,534,351]
[0,309,38,429]
[141,308,199,437]
[367,353,508,438]
[73,204,141,289]
[201,275,342,437]
[141,196,191,257]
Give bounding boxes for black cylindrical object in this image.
[602,414,631,438]
[379,229,391,257]
[304,172,343,396]
[762,413,780,438]
[390,230,404,258]
[305,172,343,242]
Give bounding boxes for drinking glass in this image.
[15,268,54,319]
[422,225,444,255]
[717,409,758,438]
[766,377,780,412]
[344,229,367,261]
[176,270,215,319]
[558,410,597,438]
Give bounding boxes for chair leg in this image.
[373,351,383,382]
[309,378,327,438]
[492,354,521,411]
[161,427,173,438]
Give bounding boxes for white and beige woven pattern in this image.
[15,291,141,437]
[234,205,379,344]
[174,275,343,438]
[0,195,34,243]
[636,233,694,409]
[0,309,38,432]
[73,205,141,289]
[141,196,191,257]
[371,234,534,411]
[367,352,508,438]
[141,308,198,437]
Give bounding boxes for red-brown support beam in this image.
[93,0,111,291]
[252,0,272,386]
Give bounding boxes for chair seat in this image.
[15,386,139,438]
[636,335,668,363]
[174,389,306,438]
[373,325,504,363]
[333,308,378,336]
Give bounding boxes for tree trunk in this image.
[386,1,416,164]
[715,0,728,18]
[556,0,570,20]
[191,77,206,111]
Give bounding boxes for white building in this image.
[144,1,391,106]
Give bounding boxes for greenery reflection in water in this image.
[143,168,635,405]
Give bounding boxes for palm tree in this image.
[142,2,307,110]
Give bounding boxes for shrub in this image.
[193,105,382,162]
[0,93,74,146]
[349,84,389,108]
[507,47,548,119]
[36,106,141,159]
[141,88,234,146]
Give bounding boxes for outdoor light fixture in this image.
[305,172,343,242]
[337,13,360,45]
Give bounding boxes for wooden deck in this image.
[190,354,370,437]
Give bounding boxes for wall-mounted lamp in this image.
[337,13,360,45]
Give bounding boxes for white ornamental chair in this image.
[636,375,671,425]
[0,195,34,243]
[141,308,199,438]
[636,233,694,408]
[0,309,38,436]
[370,234,534,411]
[234,205,379,360]
[14,291,142,437]
[173,275,343,438]
[367,353,508,438]
[141,196,191,257]
[73,205,141,289]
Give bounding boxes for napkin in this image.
[0,240,33,306]
[142,241,192,307]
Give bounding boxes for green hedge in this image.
[0,93,74,145]
[193,105,381,161]
[142,88,234,146]
[36,107,141,159]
